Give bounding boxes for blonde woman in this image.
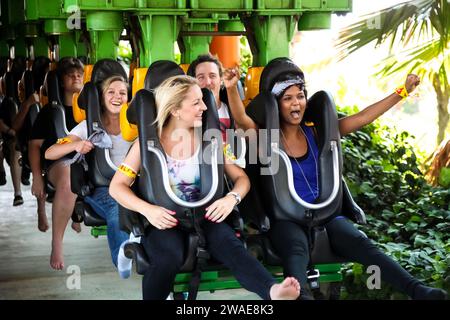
[109,75,300,300]
[46,75,131,273]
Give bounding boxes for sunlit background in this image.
[117,0,447,156]
[291,0,442,156]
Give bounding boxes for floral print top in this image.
[167,147,201,202]
[166,144,239,202]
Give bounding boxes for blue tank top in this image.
[288,125,320,203]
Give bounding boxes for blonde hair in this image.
[100,75,129,111]
[100,75,128,94]
[154,75,199,136]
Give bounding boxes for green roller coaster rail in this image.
[91,226,108,238]
[173,264,343,293]
[59,0,351,66]
[3,0,352,64]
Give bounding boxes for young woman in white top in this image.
[45,75,131,271]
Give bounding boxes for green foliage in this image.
[117,41,132,64]
[439,167,450,188]
[336,0,450,145]
[239,36,252,78]
[338,105,450,299]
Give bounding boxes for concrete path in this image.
[0,164,258,300]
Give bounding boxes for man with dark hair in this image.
[188,54,244,145]
[28,57,84,270]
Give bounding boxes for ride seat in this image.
[70,59,129,227]
[17,57,50,172]
[121,61,244,279]
[239,58,366,267]
[32,68,78,219]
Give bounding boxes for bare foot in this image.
[37,209,49,232]
[270,277,301,300]
[50,242,64,270]
[71,222,82,233]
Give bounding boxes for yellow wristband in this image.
[118,163,137,179]
[56,137,72,145]
[223,143,237,162]
[395,85,409,99]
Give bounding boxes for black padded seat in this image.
[17,57,50,171]
[239,57,366,267]
[0,64,22,127]
[71,59,128,226]
[122,60,247,275]
[37,69,74,208]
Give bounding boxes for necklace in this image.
[281,126,319,199]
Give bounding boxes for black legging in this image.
[269,216,420,296]
[141,221,277,300]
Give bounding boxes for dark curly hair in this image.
[187,53,223,78]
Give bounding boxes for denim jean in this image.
[84,187,129,267]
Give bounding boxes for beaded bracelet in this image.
[394,85,409,99]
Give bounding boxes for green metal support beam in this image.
[138,15,179,66]
[0,40,9,57]
[179,22,215,64]
[86,12,124,62]
[244,15,296,66]
[44,19,83,59]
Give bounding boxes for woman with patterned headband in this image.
[228,57,447,300]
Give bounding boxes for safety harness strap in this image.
[187,208,209,300]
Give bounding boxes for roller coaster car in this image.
[120,61,244,284]
[0,58,25,167]
[70,59,128,227]
[38,69,73,204]
[238,57,366,269]
[0,59,23,131]
[17,57,50,173]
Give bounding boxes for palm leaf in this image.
[335,0,447,61]
[378,38,445,75]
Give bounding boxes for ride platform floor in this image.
[0,165,258,300]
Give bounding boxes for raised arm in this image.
[109,141,177,230]
[339,74,420,136]
[223,67,258,131]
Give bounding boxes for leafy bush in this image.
[338,105,450,300]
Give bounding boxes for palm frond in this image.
[336,0,440,61]
[378,38,444,74]
[376,38,449,88]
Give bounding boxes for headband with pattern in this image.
[271,77,305,97]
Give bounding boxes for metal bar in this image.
[273,140,340,210]
[147,138,219,208]
[179,31,247,36]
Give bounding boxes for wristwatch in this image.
[227,192,241,205]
